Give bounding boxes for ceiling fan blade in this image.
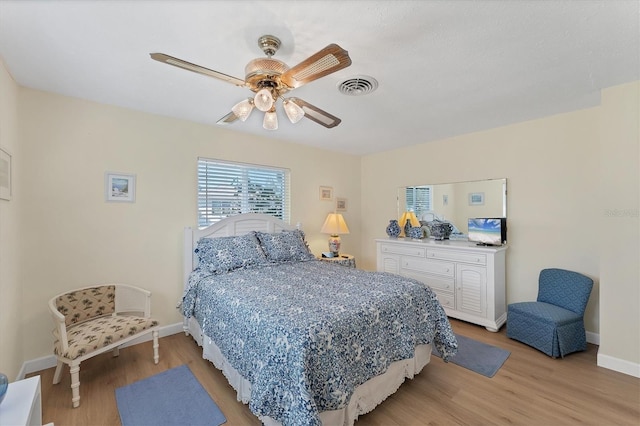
[280,44,352,89]
[150,53,247,87]
[216,111,239,125]
[289,97,342,128]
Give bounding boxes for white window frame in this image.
[197,157,290,228]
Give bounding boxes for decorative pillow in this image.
[194,232,267,274]
[256,229,316,263]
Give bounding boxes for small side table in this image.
[319,254,356,268]
[0,375,42,426]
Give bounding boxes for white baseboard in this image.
[18,322,184,380]
[586,332,640,379]
[597,352,640,378]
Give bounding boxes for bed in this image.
[181,213,457,425]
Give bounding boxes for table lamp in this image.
[399,210,420,237]
[320,213,350,256]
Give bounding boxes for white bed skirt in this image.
[185,317,432,426]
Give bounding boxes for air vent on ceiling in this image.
[337,75,378,96]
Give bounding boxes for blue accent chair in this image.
[507,268,593,358]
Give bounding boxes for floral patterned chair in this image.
[48,284,160,407]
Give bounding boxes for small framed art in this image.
[469,192,484,206]
[105,172,136,203]
[0,147,12,201]
[319,186,333,201]
[336,197,347,212]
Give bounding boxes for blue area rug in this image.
[116,364,226,426]
[432,334,510,378]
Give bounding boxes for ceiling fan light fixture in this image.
[152,35,352,131]
[231,98,254,121]
[283,98,305,123]
[263,108,278,130]
[254,88,274,112]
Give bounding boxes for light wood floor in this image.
[30,319,640,425]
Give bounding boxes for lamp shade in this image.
[321,213,350,236]
[406,211,420,227]
[263,109,278,130]
[283,98,305,123]
[254,88,274,112]
[231,98,254,121]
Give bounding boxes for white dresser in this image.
[376,238,507,332]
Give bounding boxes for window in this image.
[405,186,432,219]
[197,158,290,228]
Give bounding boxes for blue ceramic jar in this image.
[386,219,401,238]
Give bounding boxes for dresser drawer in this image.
[427,249,486,265]
[425,275,455,292]
[401,258,454,277]
[433,290,455,310]
[380,244,426,258]
[402,271,454,292]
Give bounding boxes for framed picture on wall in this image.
[319,186,333,201]
[0,147,12,201]
[336,197,347,212]
[469,192,484,206]
[105,172,136,203]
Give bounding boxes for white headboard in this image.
[183,213,296,291]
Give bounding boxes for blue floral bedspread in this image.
[182,260,457,426]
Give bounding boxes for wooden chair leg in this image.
[53,360,64,384]
[70,361,81,408]
[152,330,159,364]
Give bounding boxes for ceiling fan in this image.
[150,35,352,130]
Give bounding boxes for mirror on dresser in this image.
[397,178,507,237]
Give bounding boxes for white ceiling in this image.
[0,1,638,155]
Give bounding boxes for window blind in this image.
[405,186,432,219]
[197,158,290,228]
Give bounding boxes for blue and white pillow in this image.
[256,230,316,263]
[194,232,268,274]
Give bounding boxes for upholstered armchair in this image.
[507,268,593,358]
[48,284,160,407]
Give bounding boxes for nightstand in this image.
[319,254,356,268]
[0,375,42,426]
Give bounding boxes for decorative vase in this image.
[386,219,401,238]
[403,220,412,238]
[408,226,424,240]
[0,372,7,405]
[429,221,453,240]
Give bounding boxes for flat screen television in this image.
[468,218,507,246]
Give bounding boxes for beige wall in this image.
[361,83,640,371]
[0,60,22,379]
[362,106,601,330]
[16,88,361,365]
[598,81,639,372]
